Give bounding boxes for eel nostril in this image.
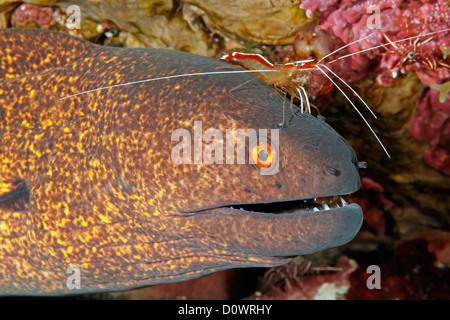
[357,161,367,169]
[325,166,341,177]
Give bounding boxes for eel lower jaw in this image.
[182,198,363,258]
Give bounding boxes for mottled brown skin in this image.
[0,28,363,295]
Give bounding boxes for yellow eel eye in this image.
[251,142,275,168]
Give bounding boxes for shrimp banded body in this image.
[220,52,315,94]
[220,52,316,114]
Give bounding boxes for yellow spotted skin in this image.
[0,28,363,295]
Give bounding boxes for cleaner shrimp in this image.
[59,27,450,159]
[334,28,450,78]
[380,31,450,75]
[219,35,383,155]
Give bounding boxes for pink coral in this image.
[410,88,450,175]
[347,177,394,234]
[310,0,449,83]
[300,0,450,174]
[299,0,338,18]
[347,230,450,299]
[14,3,58,29]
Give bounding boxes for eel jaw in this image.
[185,196,363,259]
[225,196,354,215]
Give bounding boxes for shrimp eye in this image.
[407,51,416,59]
[251,142,275,168]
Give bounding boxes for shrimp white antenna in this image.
[328,27,450,64]
[318,64,377,118]
[382,33,399,49]
[297,87,304,113]
[318,33,374,64]
[315,64,391,158]
[299,86,311,113]
[59,69,278,100]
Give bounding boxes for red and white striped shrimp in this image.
[217,34,388,157]
[381,32,450,74]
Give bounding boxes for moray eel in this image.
[0,28,363,295]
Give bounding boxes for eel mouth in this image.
[225,196,352,215]
[186,194,363,258]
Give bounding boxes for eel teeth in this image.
[340,197,348,206]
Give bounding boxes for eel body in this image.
[0,28,363,295]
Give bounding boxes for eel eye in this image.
[251,142,275,168]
